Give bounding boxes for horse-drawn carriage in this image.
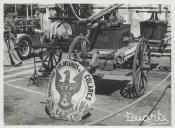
[27,4,148,97]
[7,4,170,98]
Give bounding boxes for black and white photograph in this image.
[2,0,174,126]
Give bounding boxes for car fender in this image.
[15,34,32,44]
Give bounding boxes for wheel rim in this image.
[40,49,62,72]
[120,84,138,98]
[19,40,30,57]
[133,37,151,97]
[68,36,90,66]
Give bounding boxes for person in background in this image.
[108,9,124,27]
[4,13,22,66]
[109,9,123,22]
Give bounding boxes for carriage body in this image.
[31,4,171,98]
[90,24,131,50]
[33,4,152,98]
[138,11,170,52]
[140,20,168,40]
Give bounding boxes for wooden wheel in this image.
[39,49,62,72]
[120,84,138,98]
[132,37,151,97]
[120,37,151,98]
[67,35,90,66]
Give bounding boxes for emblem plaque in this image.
[46,59,96,121]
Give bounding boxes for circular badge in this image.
[46,59,95,121]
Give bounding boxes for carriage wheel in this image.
[132,37,151,97]
[67,35,90,66]
[120,37,151,98]
[120,84,138,98]
[39,49,62,72]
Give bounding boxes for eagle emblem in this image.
[55,68,86,110]
[46,60,95,121]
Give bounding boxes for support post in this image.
[26,4,29,19]
[31,4,33,17]
[15,4,17,14]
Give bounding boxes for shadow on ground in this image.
[93,76,130,96]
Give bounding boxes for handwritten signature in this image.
[118,110,169,126]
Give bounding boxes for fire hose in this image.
[4,72,171,125]
[86,73,171,125]
[69,4,123,23]
[69,4,88,22]
[139,84,171,126]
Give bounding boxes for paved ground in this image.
[4,53,171,126]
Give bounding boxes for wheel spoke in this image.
[121,85,133,98]
[132,86,138,97]
[47,55,52,69]
[143,44,149,64]
[141,71,146,89]
[50,55,54,69]
[143,43,147,53]
[53,54,57,64]
[135,67,141,76]
[43,53,50,62]
[123,89,129,97]
[137,69,142,92]
[128,85,132,98]
[55,53,61,58]
[58,52,62,62]
[139,44,142,64]
[142,70,148,82]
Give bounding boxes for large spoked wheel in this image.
[39,49,63,72]
[120,37,151,98]
[67,35,90,66]
[132,37,151,97]
[17,37,32,60]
